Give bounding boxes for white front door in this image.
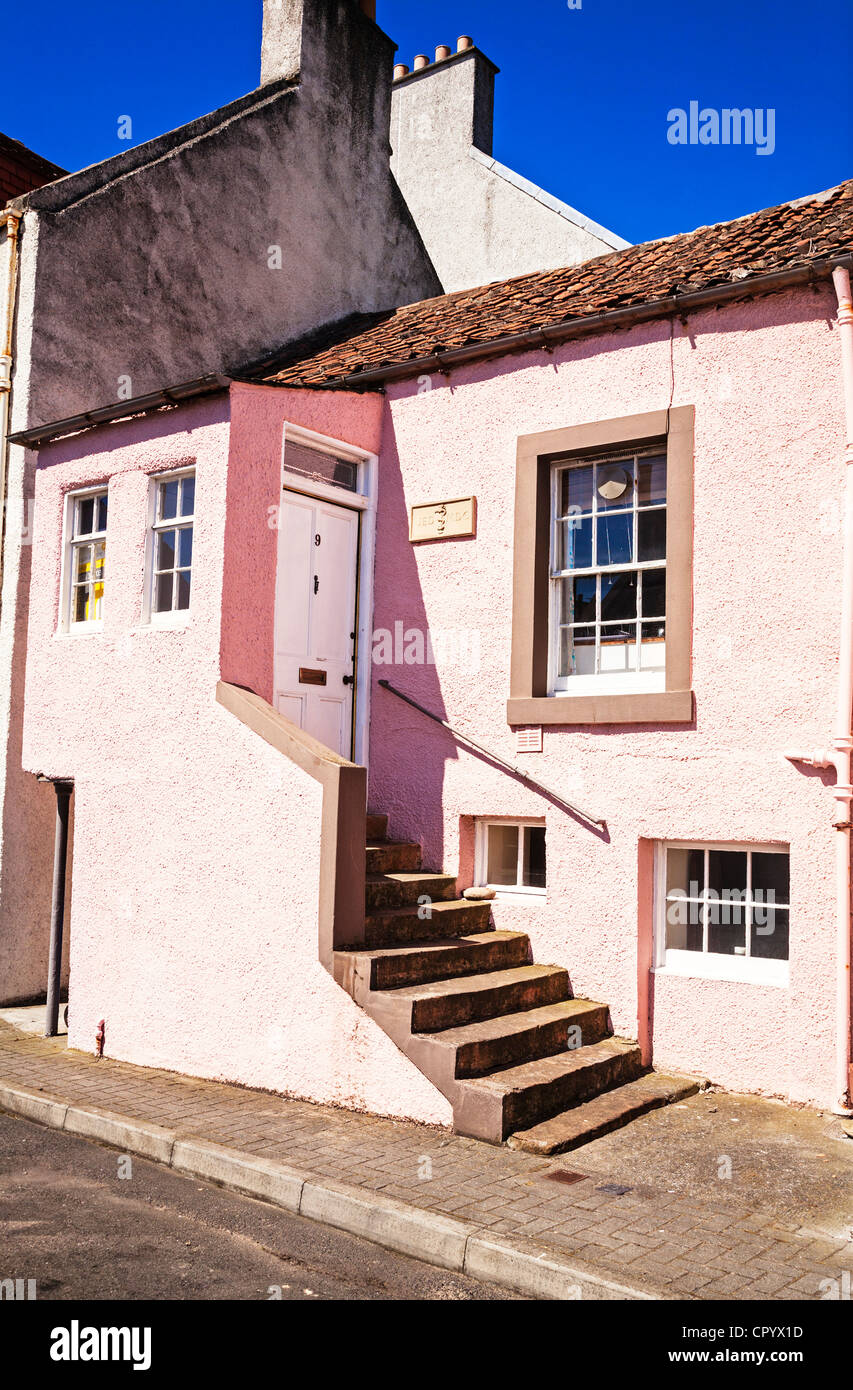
[274,490,359,758]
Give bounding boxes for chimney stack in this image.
[390,37,498,157]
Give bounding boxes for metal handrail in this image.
[377,679,607,832]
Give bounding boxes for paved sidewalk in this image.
[1,1019,851,1301]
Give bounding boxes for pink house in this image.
[16,179,853,1149]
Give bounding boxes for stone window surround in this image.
[508,405,695,726]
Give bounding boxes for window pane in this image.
[75,496,95,537]
[74,543,92,586]
[638,509,666,562]
[97,494,109,532]
[708,914,746,956]
[641,569,666,618]
[487,825,519,886]
[596,463,634,509]
[596,511,633,567]
[180,475,195,517]
[599,628,638,672]
[565,625,596,676]
[156,530,176,572]
[751,852,789,906]
[562,465,593,516]
[601,570,637,622]
[522,826,546,888]
[640,622,666,670]
[667,847,704,897]
[73,585,90,624]
[638,456,667,506]
[751,908,789,961]
[708,850,747,898]
[176,572,191,610]
[155,572,174,613]
[556,514,592,571]
[160,479,179,520]
[178,527,193,568]
[569,575,597,623]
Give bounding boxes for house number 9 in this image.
[315,534,321,546]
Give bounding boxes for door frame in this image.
[279,422,377,768]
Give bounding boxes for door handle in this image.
[342,674,355,686]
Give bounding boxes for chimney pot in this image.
[457,35,474,52]
[435,45,452,61]
[358,0,376,18]
[393,63,410,80]
[413,53,429,70]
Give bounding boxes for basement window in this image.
[64,488,108,630]
[475,820,546,900]
[147,470,195,621]
[655,842,790,986]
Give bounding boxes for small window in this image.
[551,450,666,692]
[149,471,195,618]
[65,489,108,629]
[657,842,789,985]
[475,820,546,898]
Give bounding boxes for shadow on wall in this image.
[367,418,459,873]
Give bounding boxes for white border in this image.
[142,466,195,629]
[653,839,790,988]
[59,485,108,635]
[474,817,547,903]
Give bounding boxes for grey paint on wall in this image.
[390,50,629,293]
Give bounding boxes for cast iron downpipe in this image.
[39,777,73,1038]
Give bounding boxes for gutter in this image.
[786,264,853,1115]
[292,255,853,392]
[0,207,23,604]
[8,374,233,449]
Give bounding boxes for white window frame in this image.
[549,450,667,697]
[144,468,195,626]
[61,486,108,633]
[474,818,547,902]
[654,840,790,988]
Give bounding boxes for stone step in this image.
[343,932,530,992]
[455,1038,645,1142]
[366,840,421,874]
[366,813,388,840]
[432,999,611,1079]
[365,871,458,912]
[506,1072,701,1155]
[394,964,569,1034]
[364,898,492,947]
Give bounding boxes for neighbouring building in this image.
[0,133,66,205]
[16,180,853,1146]
[0,0,624,1004]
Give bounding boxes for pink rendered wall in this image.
[22,390,450,1126]
[220,383,384,703]
[368,286,846,1109]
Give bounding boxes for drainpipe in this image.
[785,264,853,1115]
[0,209,22,602]
[38,777,73,1038]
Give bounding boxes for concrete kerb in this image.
[0,1081,669,1302]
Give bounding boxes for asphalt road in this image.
[0,1112,517,1301]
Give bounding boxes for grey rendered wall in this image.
[21,7,439,425]
[390,50,629,293]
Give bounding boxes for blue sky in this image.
[3,0,850,244]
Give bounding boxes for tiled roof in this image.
[251,180,853,388]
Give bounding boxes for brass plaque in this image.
[409,496,477,544]
[299,668,327,686]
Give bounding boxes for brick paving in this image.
[1,1019,851,1301]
